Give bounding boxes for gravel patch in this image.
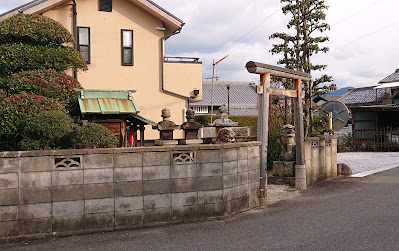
[338,152,399,174]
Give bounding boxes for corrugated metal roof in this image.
[78,90,139,115]
[229,108,258,116]
[339,86,388,105]
[191,81,258,107]
[379,69,399,84]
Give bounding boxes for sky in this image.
[1,0,398,89]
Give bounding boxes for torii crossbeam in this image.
[245,61,312,200]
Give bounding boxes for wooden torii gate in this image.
[245,61,312,200]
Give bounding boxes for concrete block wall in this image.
[304,136,338,187]
[0,142,261,239]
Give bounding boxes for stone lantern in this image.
[209,106,238,133]
[152,108,179,146]
[180,109,203,145]
[272,124,296,178]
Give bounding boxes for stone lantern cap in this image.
[209,106,238,127]
[152,108,179,131]
[181,109,202,131]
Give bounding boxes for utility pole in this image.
[210,55,228,123]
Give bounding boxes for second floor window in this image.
[99,0,112,12]
[78,27,90,64]
[121,29,133,66]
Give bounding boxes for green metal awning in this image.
[131,114,157,126]
[77,89,140,115]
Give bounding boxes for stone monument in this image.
[215,128,236,144]
[152,108,179,146]
[272,124,296,179]
[279,124,296,161]
[180,109,203,145]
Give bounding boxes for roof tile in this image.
[339,86,387,105]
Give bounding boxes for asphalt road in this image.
[3,167,399,251]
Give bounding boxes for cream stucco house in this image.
[0,0,202,141]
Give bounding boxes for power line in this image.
[331,19,399,51]
[220,7,282,55]
[208,5,283,80]
[332,0,385,26]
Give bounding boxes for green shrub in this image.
[267,131,281,170]
[2,69,81,112]
[0,43,87,76]
[19,110,75,150]
[0,88,5,99]
[338,133,353,152]
[308,114,329,137]
[0,14,74,45]
[73,123,118,149]
[0,94,66,150]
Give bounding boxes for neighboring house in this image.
[313,95,342,107]
[313,87,352,107]
[0,0,202,140]
[339,69,399,151]
[190,81,258,116]
[338,86,389,108]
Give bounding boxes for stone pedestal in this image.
[155,140,178,146]
[179,139,203,145]
[272,161,295,178]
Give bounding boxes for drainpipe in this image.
[160,26,192,109]
[72,0,78,80]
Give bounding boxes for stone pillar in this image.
[325,136,332,178]
[331,136,338,177]
[302,139,312,190]
[295,164,306,190]
[311,139,320,185]
[319,137,326,182]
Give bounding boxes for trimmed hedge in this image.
[0,43,87,76]
[2,69,82,112]
[0,14,74,45]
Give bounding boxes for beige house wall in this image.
[42,0,202,139]
[163,62,203,101]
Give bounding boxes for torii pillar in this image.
[246,61,311,201]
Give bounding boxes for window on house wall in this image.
[121,29,133,66]
[78,27,90,64]
[99,0,112,12]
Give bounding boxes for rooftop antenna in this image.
[210,55,229,123]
